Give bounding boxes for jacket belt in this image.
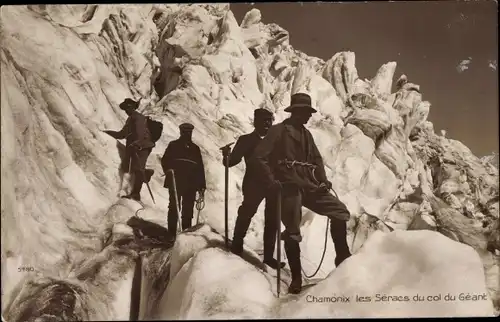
[277,159,316,169]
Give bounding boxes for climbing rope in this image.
[106,199,144,217]
[195,195,205,225]
[298,187,340,279]
[300,217,330,279]
[135,205,145,217]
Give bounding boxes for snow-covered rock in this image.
[155,227,495,319]
[280,230,495,318]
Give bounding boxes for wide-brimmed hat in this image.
[119,98,140,111]
[284,93,317,113]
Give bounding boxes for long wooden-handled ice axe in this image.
[219,141,234,249]
[167,169,182,233]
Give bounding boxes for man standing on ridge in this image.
[221,108,285,270]
[251,93,352,294]
[104,98,155,202]
[161,123,206,238]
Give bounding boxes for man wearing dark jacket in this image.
[104,98,155,201]
[221,108,285,270]
[252,93,352,294]
[161,123,206,237]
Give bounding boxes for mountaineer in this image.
[161,123,206,238]
[103,98,156,202]
[252,93,352,294]
[220,108,285,270]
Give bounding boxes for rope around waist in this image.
[173,158,198,165]
[277,159,317,169]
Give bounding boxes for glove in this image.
[129,141,141,150]
[220,145,232,157]
[198,188,205,199]
[318,180,332,192]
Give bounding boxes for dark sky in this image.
[231,1,498,157]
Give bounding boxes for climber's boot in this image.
[167,207,178,239]
[230,209,252,255]
[181,216,193,231]
[330,218,352,267]
[123,170,144,201]
[166,234,176,244]
[263,257,286,270]
[122,194,141,202]
[262,239,286,269]
[284,239,302,294]
[122,185,141,201]
[262,214,286,269]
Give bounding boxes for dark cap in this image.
[119,98,140,111]
[179,123,194,131]
[254,108,273,118]
[284,93,317,113]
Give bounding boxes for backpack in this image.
[147,117,163,143]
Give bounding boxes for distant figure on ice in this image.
[161,123,206,238]
[220,108,285,270]
[252,93,352,294]
[103,98,155,202]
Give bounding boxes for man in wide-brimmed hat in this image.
[220,108,285,270]
[251,92,352,294]
[161,122,206,238]
[104,98,155,201]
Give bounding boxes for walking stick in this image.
[220,142,234,250]
[276,187,282,298]
[168,169,182,233]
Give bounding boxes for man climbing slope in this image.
[220,108,285,270]
[161,123,206,238]
[252,93,352,294]
[103,98,155,202]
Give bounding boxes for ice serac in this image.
[371,61,397,99]
[1,3,499,319]
[240,8,261,28]
[3,199,172,321]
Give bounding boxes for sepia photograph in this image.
[1,1,498,320]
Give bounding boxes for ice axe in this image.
[219,141,234,249]
[145,183,155,204]
[144,169,156,204]
[167,169,182,233]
